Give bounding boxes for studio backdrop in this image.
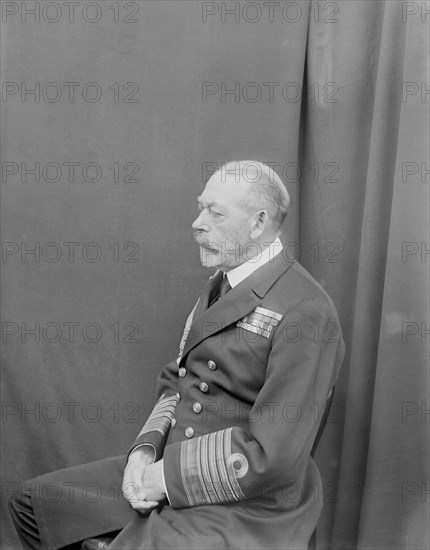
[1,1,428,549]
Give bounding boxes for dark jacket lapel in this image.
[192,269,223,321]
[180,252,295,361]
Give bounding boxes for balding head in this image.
[215,160,290,234]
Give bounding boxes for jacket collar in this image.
[180,252,295,362]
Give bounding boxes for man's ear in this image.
[250,210,267,239]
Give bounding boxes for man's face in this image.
[192,172,255,271]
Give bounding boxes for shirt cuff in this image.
[128,443,156,463]
[161,459,171,504]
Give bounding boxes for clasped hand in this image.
[122,447,166,512]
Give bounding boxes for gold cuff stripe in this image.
[180,428,245,506]
[137,395,178,438]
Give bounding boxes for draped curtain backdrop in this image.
[1,1,428,548]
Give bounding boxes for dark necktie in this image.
[209,274,231,307]
[218,275,232,298]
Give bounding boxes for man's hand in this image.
[122,447,159,512]
[142,460,166,502]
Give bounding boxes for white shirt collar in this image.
[225,237,283,288]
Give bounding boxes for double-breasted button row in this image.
[178,362,215,383]
[185,427,194,438]
[199,382,209,393]
[192,402,202,414]
[171,419,195,439]
[207,360,217,371]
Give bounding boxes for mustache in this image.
[193,231,208,244]
[193,232,218,249]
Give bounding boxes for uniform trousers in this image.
[8,488,95,550]
[8,456,134,550]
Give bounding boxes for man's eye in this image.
[209,209,223,218]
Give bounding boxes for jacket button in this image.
[199,382,209,393]
[171,418,176,428]
[178,367,187,378]
[176,392,181,402]
[185,427,194,438]
[192,402,202,414]
[207,360,217,371]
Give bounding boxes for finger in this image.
[130,500,159,511]
[122,483,138,496]
[123,491,146,504]
[122,482,144,502]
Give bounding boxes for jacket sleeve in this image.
[127,302,198,461]
[163,297,345,508]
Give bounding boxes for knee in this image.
[8,481,35,520]
[8,493,23,527]
[8,491,23,516]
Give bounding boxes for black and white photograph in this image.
[1,1,429,549]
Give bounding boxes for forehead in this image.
[199,172,249,207]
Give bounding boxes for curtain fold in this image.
[301,1,429,548]
[356,5,429,547]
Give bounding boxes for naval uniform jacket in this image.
[113,252,345,550]
[27,252,344,550]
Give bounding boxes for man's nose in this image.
[192,211,208,231]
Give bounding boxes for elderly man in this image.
[9,161,345,550]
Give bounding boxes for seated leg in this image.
[8,482,42,550]
[8,455,134,550]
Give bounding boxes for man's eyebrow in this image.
[197,197,223,209]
